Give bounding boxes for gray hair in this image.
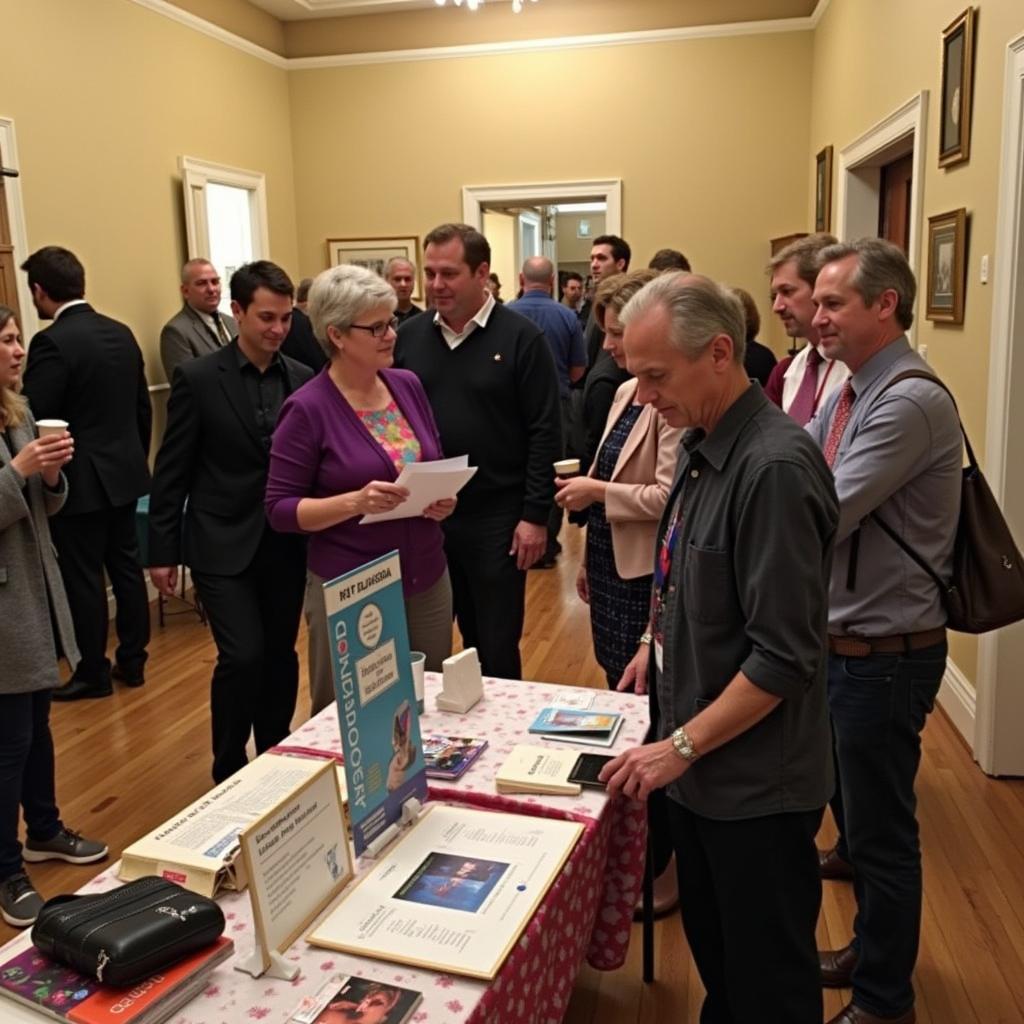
[816,237,916,329]
[180,257,215,285]
[308,264,397,358]
[385,256,416,277]
[620,272,747,364]
[521,256,554,284]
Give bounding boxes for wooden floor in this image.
[5,526,1024,1022]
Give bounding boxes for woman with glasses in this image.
[266,265,454,715]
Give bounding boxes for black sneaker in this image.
[23,827,108,865]
[0,872,44,927]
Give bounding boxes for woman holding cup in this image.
[0,305,107,927]
[554,272,683,688]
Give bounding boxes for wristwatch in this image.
[671,725,698,762]
[638,632,653,646]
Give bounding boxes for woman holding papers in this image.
[0,306,107,928]
[266,266,455,715]
[554,273,683,688]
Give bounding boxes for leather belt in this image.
[828,627,946,657]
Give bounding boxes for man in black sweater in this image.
[395,223,561,680]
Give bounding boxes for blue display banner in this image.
[324,551,428,856]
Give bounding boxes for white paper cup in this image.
[410,651,426,714]
[36,419,69,438]
[554,458,581,478]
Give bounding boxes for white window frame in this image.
[0,116,38,339]
[179,155,269,262]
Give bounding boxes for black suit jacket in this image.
[147,342,313,576]
[280,306,327,374]
[22,303,152,516]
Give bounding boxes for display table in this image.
[0,674,648,1024]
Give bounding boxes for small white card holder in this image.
[435,647,484,714]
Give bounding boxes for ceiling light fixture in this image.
[434,0,539,12]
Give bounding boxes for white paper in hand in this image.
[359,455,476,524]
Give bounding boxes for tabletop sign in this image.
[237,760,352,979]
[324,550,428,856]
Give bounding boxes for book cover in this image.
[291,974,422,1024]
[538,716,624,749]
[528,707,622,735]
[422,735,488,780]
[323,551,429,856]
[495,744,582,796]
[0,936,232,1024]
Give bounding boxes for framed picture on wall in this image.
[925,208,967,324]
[326,236,422,303]
[814,146,833,232]
[939,7,977,168]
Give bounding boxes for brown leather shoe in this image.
[825,1000,916,1023]
[819,845,855,880]
[819,943,857,987]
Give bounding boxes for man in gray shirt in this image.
[808,238,961,1024]
[603,272,838,1024]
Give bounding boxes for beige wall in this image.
[0,0,298,390]
[556,212,606,263]
[288,31,813,361]
[810,0,1024,693]
[482,210,517,303]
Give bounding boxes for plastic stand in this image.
[362,795,425,860]
[435,648,484,714]
[234,944,300,981]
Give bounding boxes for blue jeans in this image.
[828,641,946,1017]
[0,690,62,880]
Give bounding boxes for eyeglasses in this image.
[350,317,399,339]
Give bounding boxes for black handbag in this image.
[868,370,1024,634]
[31,877,225,987]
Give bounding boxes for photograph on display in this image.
[394,852,509,913]
[304,976,422,1024]
[925,208,967,324]
[326,236,422,302]
[815,145,833,232]
[422,734,488,780]
[939,7,976,167]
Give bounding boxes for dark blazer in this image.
[280,306,328,374]
[22,303,152,516]
[159,303,238,382]
[148,342,313,576]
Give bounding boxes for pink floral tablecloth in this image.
[0,676,648,1024]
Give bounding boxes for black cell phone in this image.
[568,752,615,789]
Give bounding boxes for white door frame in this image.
[975,32,1024,776]
[462,180,622,236]
[835,91,928,310]
[0,116,38,340]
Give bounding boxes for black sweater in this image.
[395,304,561,525]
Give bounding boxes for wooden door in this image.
[0,144,20,319]
[878,153,913,254]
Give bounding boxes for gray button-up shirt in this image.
[806,337,961,636]
[655,385,837,820]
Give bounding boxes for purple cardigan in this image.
[265,367,447,595]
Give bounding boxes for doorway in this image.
[878,152,914,254]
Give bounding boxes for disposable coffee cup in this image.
[554,458,581,478]
[410,651,426,714]
[36,419,69,438]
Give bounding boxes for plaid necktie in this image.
[823,381,856,468]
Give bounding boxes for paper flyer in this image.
[324,551,428,856]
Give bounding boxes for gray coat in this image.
[0,408,80,694]
[160,304,238,383]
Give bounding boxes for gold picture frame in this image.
[326,235,422,303]
[925,208,967,324]
[815,145,833,232]
[939,7,977,168]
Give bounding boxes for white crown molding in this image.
[809,0,833,29]
[131,0,817,70]
[128,0,288,68]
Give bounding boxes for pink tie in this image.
[823,382,856,468]
[787,346,823,426]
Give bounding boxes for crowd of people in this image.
[0,224,962,1024]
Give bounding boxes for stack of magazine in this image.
[528,707,624,747]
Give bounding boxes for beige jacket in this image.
[590,379,683,579]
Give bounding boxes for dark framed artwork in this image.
[815,145,833,232]
[939,7,977,168]
[326,235,422,303]
[925,208,967,324]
